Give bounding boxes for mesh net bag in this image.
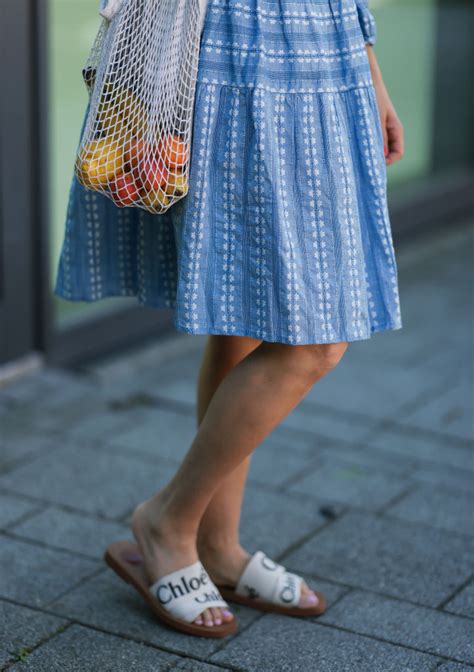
[75,0,208,214]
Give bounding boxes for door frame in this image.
[0,0,39,365]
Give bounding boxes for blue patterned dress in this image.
[55,0,403,344]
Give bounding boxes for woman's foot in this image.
[131,493,235,627]
[197,538,320,608]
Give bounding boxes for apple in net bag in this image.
[75,0,208,214]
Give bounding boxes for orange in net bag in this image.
[75,0,208,214]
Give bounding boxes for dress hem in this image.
[53,287,402,346]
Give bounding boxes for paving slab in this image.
[444,581,474,619]
[104,406,199,464]
[239,484,337,558]
[63,402,151,443]
[366,426,474,471]
[0,420,62,474]
[316,440,416,476]
[210,615,438,671]
[0,600,68,668]
[0,536,99,607]
[386,484,474,536]
[0,493,41,528]
[0,442,178,519]
[246,439,320,489]
[286,454,410,510]
[301,350,445,421]
[144,377,198,406]
[283,511,474,607]
[320,590,474,664]
[89,333,204,392]
[48,570,259,659]
[172,660,234,671]
[267,431,417,476]
[12,507,130,559]
[1,367,96,406]
[408,463,474,494]
[399,371,473,442]
[7,623,178,671]
[280,403,378,444]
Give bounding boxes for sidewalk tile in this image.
[320,590,474,664]
[399,374,473,442]
[247,440,319,488]
[0,423,60,474]
[409,463,474,494]
[105,407,197,464]
[281,403,376,443]
[12,508,130,559]
[173,660,234,671]
[240,485,333,558]
[286,455,409,509]
[49,571,259,658]
[0,443,178,519]
[316,442,416,476]
[0,536,99,607]
[366,427,474,470]
[302,352,443,420]
[2,368,95,406]
[0,493,40,528]
[210,615,438,671]
[386,484,474,536]
[444,581,474,619]
[283,511,474,607]
[7,624,177,671]
[0,601,67,668]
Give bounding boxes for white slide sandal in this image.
[104,540,238,638]
[216,550,327,617]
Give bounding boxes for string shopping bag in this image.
[75,0,208,214]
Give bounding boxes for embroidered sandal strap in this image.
[235,550,303,607]
[149,560,229,623]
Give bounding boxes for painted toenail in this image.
[195,618,203,624]
[215,618,222,625]
[222,609,233,618]
[305,592,318,605]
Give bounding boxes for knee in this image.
[288,341,349,382]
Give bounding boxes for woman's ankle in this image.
[196,532,243,557]
[132,491,198,545]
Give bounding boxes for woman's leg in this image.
[194,335,339,619]
[132,337,348,627]
[195,336,260,622]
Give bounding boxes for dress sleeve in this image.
[355,1,377,46]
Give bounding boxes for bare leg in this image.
[194,335,336,619]
[132,337,348,627]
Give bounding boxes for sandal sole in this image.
[217,585,327,617]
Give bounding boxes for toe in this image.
[202,608,214,626]
[299,580,319,608]
[221,606,234,622]
[210,606,222,625]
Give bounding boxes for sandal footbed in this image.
[104,540,238,638]
[216,584,327,616]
